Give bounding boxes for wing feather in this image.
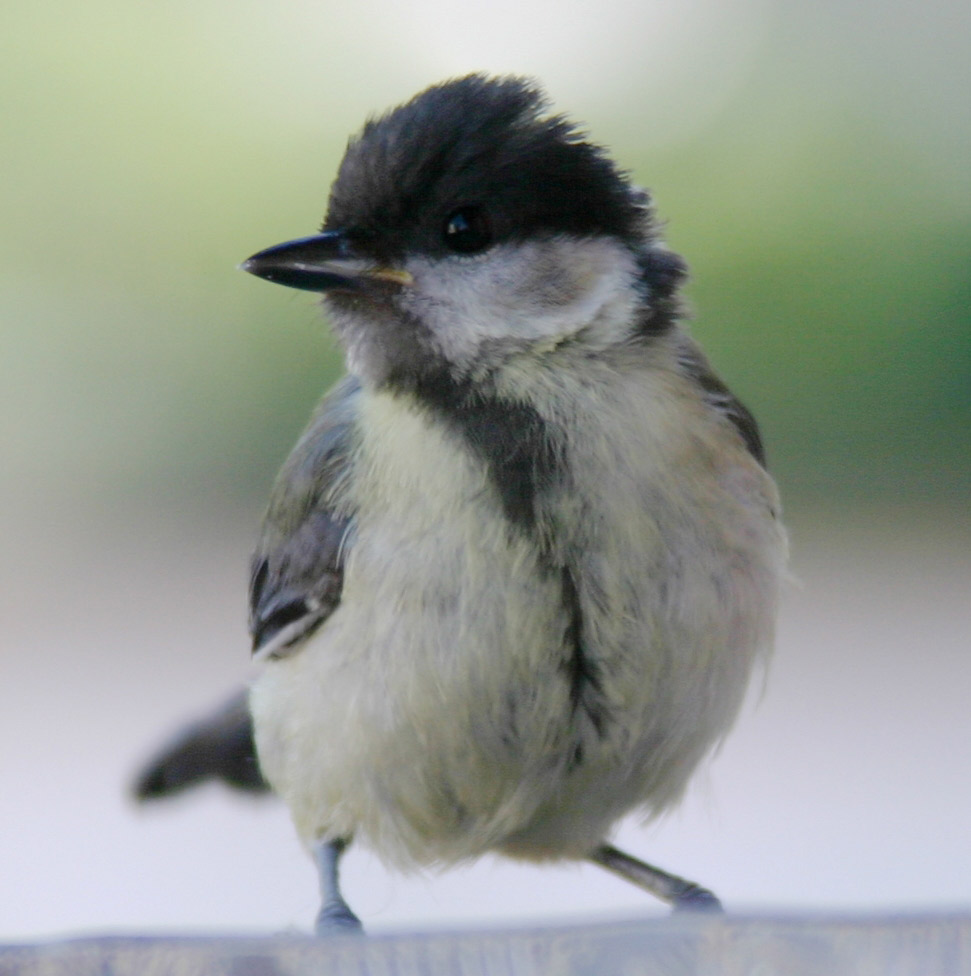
[249,376,360,658]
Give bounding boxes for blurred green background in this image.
[2,0,969,939]
[2,0,967,515]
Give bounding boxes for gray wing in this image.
[249,375,360,659]
[676,341,766,466]
[132,376,361,802]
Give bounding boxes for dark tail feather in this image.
[133,688,270,800]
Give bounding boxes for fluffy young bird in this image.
[142,74,786,933]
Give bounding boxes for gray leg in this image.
[313,837,363,935]
[589,843,723,913]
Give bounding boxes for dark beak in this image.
[240,231,412,293]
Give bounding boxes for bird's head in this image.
[243,74,686,389]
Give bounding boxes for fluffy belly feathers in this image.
[250,383,785,866]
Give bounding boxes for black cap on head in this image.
[324,75,652,261]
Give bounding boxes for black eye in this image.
[443,206,492,254]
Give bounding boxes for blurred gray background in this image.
[1,0,968,939]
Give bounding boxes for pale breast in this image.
[251,389,579,865]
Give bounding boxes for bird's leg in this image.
[588,843,723,913]
[313,837,363,935]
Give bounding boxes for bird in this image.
[135,73,786,934]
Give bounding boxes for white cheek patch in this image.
[401,237,642,370]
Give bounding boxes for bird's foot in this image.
[315,899,364,936]
[671,885,723,913]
